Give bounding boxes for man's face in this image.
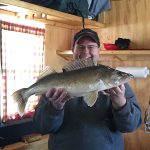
[73,37,100,61]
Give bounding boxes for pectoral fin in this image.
[84,91,98,107]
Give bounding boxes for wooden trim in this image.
[56,50,150,61]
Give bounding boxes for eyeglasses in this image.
[77,45,98,51]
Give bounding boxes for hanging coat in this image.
[88,0,111,19]
[21,0,89,18]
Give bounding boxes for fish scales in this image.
[25,66,100,98]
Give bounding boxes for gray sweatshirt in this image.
[33,83,142,150]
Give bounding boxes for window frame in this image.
[0,19,45,126]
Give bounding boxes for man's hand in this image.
[45,88,71,110]
[101,84,126,110]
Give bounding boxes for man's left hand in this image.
[101,84,126,110]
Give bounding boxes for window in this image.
[0,17,45,124]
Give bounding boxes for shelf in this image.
[0,0,106,29]
[56,50,150,61]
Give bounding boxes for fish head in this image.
[96,65,134,88]
[108,70,134,86]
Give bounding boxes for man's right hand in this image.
[45,88,71,110]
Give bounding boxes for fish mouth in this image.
[118,71,134,79]
[129,74,134,78]
[119,73,134,84]
[112,72,134,86]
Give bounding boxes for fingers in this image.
[119,84,125,91]
[45,88,71,110]
[110,84,125,95]
[101,84,125,96]
[46,88,56,98]
[101,84,126,110]
[101,89,117,96]
[53,89,71,103]
[109,88,117,95]
[100,90,110,96]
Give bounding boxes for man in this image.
[34,28,142,150]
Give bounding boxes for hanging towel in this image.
[88,0,111,19]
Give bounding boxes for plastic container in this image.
[103,43,119,50]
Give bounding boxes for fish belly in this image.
[66,81,101,97]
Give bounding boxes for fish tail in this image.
[11,88,28,116]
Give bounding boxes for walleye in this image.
[11,58,133,116]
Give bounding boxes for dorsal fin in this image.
[37,66,56,80]
[63,58,97,72]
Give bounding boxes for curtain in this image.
[0,21,45,122]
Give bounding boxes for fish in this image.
[11,58,134,116]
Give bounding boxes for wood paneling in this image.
[95,0,150,149]
[44,24,73,72]
[98,0,150,50]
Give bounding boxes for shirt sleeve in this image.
[33,95,64,134]
[112,83,142,133]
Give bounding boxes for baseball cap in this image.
[73,28,100,47]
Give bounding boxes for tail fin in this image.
[11,88,28,116]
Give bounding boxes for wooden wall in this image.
[97,0,150,50]
[45,0,150,149]
[96,0,150,149]
[44,24,73,72]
